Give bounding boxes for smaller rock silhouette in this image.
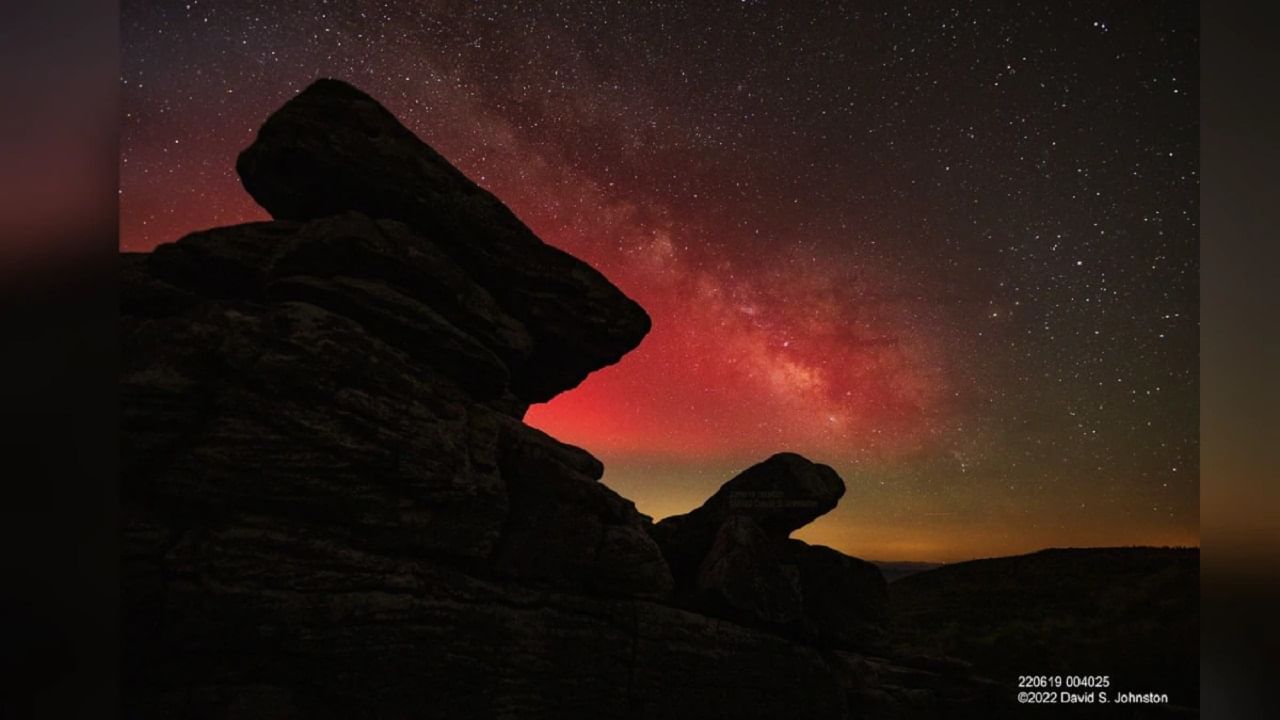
[651,452,887,646]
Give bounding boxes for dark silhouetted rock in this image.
[142,212,533,406]
[123,79,1009,719]
[694,515,803,625]
[787,540,889,647]
[651,452,845,586]
[650,453,891,651]
[236,78,649,403]
[489,415,674,598]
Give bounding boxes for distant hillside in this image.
[889,547,1199,711]
[873,560,943,583]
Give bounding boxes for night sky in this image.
[121,1,1198,562]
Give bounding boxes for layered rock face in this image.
[123,79,1005,718]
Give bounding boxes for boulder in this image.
[650,453,890,649]
[236,78,649,403]
[651,452,845,585]
[124,214,671,593]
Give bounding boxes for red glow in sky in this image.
[523,223,950,460]
[120,0,1200,561]
[121,90,956,464]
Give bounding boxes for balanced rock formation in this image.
[651,453,888,647]
[235,78,647,405]
[122,79,1009,719]
[651,452,846,580]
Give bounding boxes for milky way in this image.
[121,0,1198,561]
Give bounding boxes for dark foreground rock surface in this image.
[123,79,1010,719]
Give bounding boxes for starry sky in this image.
[121,0,1199,562]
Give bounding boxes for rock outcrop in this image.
[650,453,888,647]
[235,78,648,405]
[122,79,1010,718]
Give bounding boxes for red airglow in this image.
[522,284,948,460]
[521,216,950,460]
[120,111,952,466]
